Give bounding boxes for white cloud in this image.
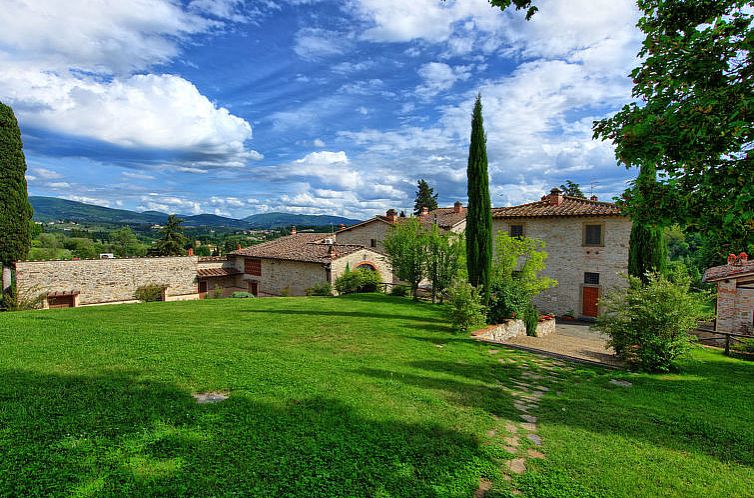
[122,171,156,180]
[416,62,472,99]
[294,28,352,60]
[313,138,326,147]
[29,167,63,180]
[139,194,203,214]
[47,182,71,189]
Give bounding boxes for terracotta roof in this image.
[231,234,368,263]
[197,268,241,278]
[417,207,466,229]
[703,262,754,282]
[47,290,80,297]
[492,196,622,218]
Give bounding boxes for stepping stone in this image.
[521,422,537,432]
[504,436,520,447]
[491,414,501,421]
[504,446,518,454]
[486,429,497,437]
[533,385,550,392]
[521,414,537,424]
[508,458,526,474]
[488,349,500,354]
[610,379,633,387]
[193,392,228,404]
[503,474,512,482]
[474,478,493,498]
[528,449,545,459]
[528,434,542,446]
[505,422,518,433]
[513,402,530,413]
[435,344,445,348]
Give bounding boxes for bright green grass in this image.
[0,294,752,497]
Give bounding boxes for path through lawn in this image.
[1,294,752,497]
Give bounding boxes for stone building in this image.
[703,255,754,335]
[492,189,631,318]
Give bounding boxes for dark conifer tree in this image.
[0,102,33,267]
[628,165,667,282]
[465,95,492,295]
[413,179,439,215]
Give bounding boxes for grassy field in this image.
[0,294,752,497]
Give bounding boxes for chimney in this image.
[338,223,346,230]
[236,244,242,251]
[421,206,430,217]
[188,247,194,256]
[453,201,463,213]
[590,195,598,201]
[548,188,564,206]
[386,209,397,223]
[328,244,338,259]
[290,226,297,236]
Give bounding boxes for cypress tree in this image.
[0,102,33,267]
[413,179,439,215]
[628,164,667,282]
[466,95,492,294]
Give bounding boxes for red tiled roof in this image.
[47,290,80,297]
[197,267,241,278]
[703,262,754,282]
[492,196,623,218]
[231,234,368,264]
[417,207,466,230]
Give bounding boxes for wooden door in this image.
[248,281,258,297]
[199,281,208,299]
[582,286,599,317]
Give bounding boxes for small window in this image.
[509,224,525,238]
[584,272,600,285]
[584,224,603,246]
[370,238,377,248]
[244,258,262,276]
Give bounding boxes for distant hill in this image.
[243,212,361,229]
[30,196,362,230]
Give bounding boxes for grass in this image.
[0,294,752,497]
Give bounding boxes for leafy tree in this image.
[593,1,753,262]
[425,226,462,303]
[445,0,537,19]
[628,165,667,282]
[111,227,146,258]
[384,218,427,300]
[492,232,556,298]
[444,279,486,333]
[558,180,586,198]
[466,95,493,296]
[154,215,187,256]
[0,102,33,266]
[413,179,439,215]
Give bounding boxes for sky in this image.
[0,0,644,219]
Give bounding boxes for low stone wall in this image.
[472,318,556,341]
[14,256,200,306]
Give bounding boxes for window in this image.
[370,238,377,248]
[584,224,603,246]
[509,224,525,238]
[244,258,262,276]
[584,272,600,285]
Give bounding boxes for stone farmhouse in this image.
[492,188,631,318]
[703,255,754,334]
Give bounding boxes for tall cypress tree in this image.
[0,102,33,268]
[413,179,439,215]
[466,95,492,294]
[628,164,667,282]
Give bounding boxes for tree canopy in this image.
[558,180,586,198]
[593,0,753,261]
[413,179,439,215]
[153,215,188,256]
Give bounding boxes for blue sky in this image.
[0,0,643,219]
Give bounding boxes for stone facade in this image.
[492,216,631,317]
[714,279,754,334]
[335,220,392,253]
[472,317,555,341]
[14,256,200,306]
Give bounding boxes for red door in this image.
[582,286,599,317]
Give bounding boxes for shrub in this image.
[487,279,530,324]
[335,268,381,295]
[594,272,714,372]
[305,282,333,296]
[134,284,166,302]
[231,291,255,298]
[522,301,540,337]
[444,279,486,333]
[2,285,45,311]
[390,284,410,297]
[211,285,224,299]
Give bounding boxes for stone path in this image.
[476,355,572,497]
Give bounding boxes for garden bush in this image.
[487,279,530,324]
[389,284,410,297]
[335,268,381,295]
[231,292,255,298]
[134,284,166,302]
[1,285,45,311]
[444,279,486,333]
[305,282,333,296]
[594,272,714,372]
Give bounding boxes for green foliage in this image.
[515,471,600,498]
[629,223,667,282]
[194,245,212,257]
[111,227,147,258]
[384,217,427,299]
[558,180,585,198]
[413,179,438,215]
[493,232,557,297]
[731,338,754,354]
[444,279,486,333]
[426,226,462,303]
[593,0,753,261]
[305,282,333,296]
[1,284,45,311]
[389,284,410,297]
[153,215,187,256]
[466,95,493,296]
[231,291,255,298]
[0,102,33,265]
[134,284,166,302]
[522,301,539,337]
[595,272,714,372]
[487,279,530,324]
[335,268,381,295]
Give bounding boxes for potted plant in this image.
[561,309,576,321]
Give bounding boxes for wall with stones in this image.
[716,280,754,334]
[330,248,394,287]
[14,257,200,305]
[335,221,392,252]
[234,257,327,297]
[492,216,631,317]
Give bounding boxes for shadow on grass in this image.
[240,308,447,325]
[0,369,494,497]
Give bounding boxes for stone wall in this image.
[231,257,327,297]
[492,216,631,317]
[330,248,394,287]
[716,280,754,334]
[336,221,392,252]
[14,256,200,305]
[472,317,555,341]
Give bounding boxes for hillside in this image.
[30,196,361,229]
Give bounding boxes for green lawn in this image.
[0,294,752,497]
